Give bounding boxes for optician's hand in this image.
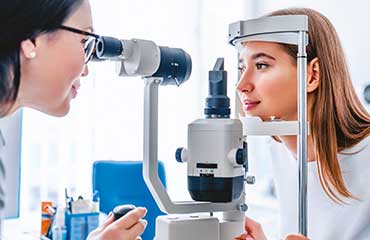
[234,217,309,240]
[87,207,148,240]
[234,217,267,240]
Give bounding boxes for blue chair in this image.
[92,160,167,240]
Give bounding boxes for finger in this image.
[245,217,266,240]
[115,207,147,229]
[285,234,310,240]
[234,233,248,239]
[127,219,147,239]
[234,236,244,239]
[99,212,115,230]
[245,217,261,232]
[234,233,256,240]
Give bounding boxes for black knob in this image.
[113,204,136,221]
[175,148,184,163]
[236,148,247,165]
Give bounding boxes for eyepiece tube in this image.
[94,35,192,86]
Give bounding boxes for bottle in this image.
[52,207,67,240]
[90,190,100,213]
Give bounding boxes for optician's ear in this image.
[307,57,320,93]
[20,39,37,60]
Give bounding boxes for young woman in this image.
[235,8,370,240]
[0,1,146,239]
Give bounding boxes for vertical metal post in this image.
[297,30,308,236]
[234,53,242,119]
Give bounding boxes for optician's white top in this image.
[270,135,370,240]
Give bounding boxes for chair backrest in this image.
[92,160,166,240]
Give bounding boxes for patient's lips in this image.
[243,99,261,111]
[71,81,80,99]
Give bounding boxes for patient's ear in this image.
[307,57,320,93]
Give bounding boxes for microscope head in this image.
[177,58,247,203]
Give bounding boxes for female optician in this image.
[0,1,146,239]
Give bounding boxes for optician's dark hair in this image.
[0,0,84,116]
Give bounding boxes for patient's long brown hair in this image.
[269,8,370,203]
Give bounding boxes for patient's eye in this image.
[256,62,269,70]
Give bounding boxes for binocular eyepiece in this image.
[92,36,192,86]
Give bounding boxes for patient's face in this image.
[237,41,298,121]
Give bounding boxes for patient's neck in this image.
[278,95,316,162]
[279,135,316,162]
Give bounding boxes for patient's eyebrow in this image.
[251,52,276,61]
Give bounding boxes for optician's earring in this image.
[29,51,37,59]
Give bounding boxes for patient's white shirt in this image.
[270,135,370,240]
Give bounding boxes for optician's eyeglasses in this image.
[59,25,100,64]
